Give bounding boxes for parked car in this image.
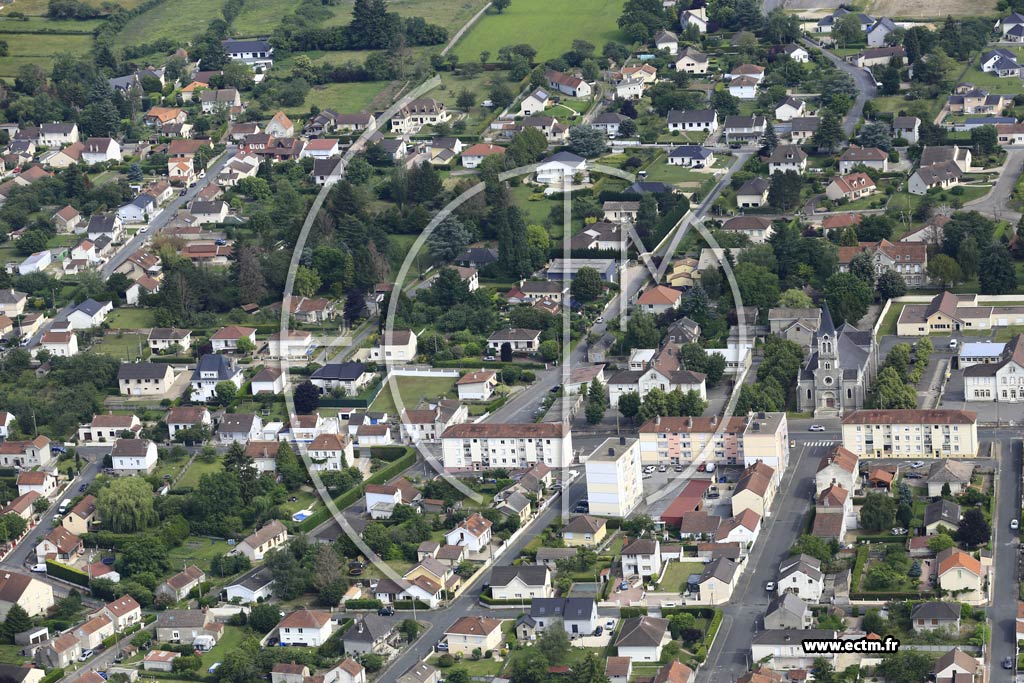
[697,463,706,472]
[674,465,684,472]
[377,606,394,616]
[657,464,667,472]
[619,581,629,590]
[1012,519,1020,531]
[79,650,94,662]
[910,461,925,468]
[30,564,46,573]
[436,641,449,652]
[1004,657,1014,670]
[765,581,775,592]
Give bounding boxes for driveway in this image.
[964,146,1024,222]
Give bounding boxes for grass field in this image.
[112,0,225,52]
[370,375,458,414]
[106,307,156,330]
[323,0,485,30]
[660,561,705,593]
[865,0,997,18]
[288,81,393,118]
[452,0,626,62]
[167,537,233,573]
[91,333,150,360]
[175,458,223,489]
[232,0,305,34]
[0,33,92,77]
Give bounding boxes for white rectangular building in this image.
[440,423,572,471]
[585,438,643,518]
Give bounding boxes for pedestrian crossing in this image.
[804,440,839,448]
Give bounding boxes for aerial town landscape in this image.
[0,0,1020,682]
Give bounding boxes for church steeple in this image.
[818,304,837,364]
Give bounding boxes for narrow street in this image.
[698,439,833,683]
[989,434,1022,683]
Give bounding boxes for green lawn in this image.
[201,625,247,665]
[370,375,458,414]
[167,537,234,574]
[660,561,705,593]
[232,0,305,33]
[174,458,224,490]
[509,184,563,234]
[106,307,156,330]
[429,657,505,677]
[90,333,150,360]
[452,0,626,62]
[289,81,392,118]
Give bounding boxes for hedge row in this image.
[46,559,89,587]
[394,600,431,610]
[479,592,533,606]
[297,450,417,532]
[370,446,409,462]
[40,669,64,683]
[344,599,383,610]
[850,591,936,600]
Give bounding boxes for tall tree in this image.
[97,477,158,533]
[823,273,872,326]
[813,110,845,152]
[978,243,1017,294]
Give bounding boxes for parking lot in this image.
[571,617,617,647]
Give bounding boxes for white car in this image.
[910,461,924,469]
[29,563,46,573]
[949,339,958,349]
[138,226,149,233]
[809,424,826,432]
[1012,519,1020,531]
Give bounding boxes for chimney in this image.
[711,416,717,426]
[686,416,693,428]
[619,436,626,446]
[608,447,615,458]
[655,415,661,426]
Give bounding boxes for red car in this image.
[697,463,706,472]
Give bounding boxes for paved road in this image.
[100,146,238,278]
[989,432,1021,683]
[3,458,102,569]
[964,147,1024,223]
[374,476,588,680]
[698,438,834,683]
[804,39,876,137]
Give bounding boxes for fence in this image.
[389,366,461,378]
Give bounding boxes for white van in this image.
[58,499,71,514]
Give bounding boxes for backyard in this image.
[660,561,705,594]
[370,375,459,414]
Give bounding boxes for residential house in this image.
[224,566,275,603]
[166,406,211,439]
[148,328,191,354]
[81,138,121,164]
[444,512,492,552]
[826,172,876,202]
[721,216,774,243]
[697,557,739,604]
[190,353,243,402]
[522,598,597,636]
[490,565,552,601]
[750,630,838,670]
[848,46,906,68]
[519,88,550,116]
[777,554,824,602]
[911,602,961,632]
[764,593,812,630]
[117,363,175,396]
[156,566,205,603]
[66,298,112,329]
[211,325,257,352]
[154,610,221,647]
[74,614,114,650]
[217,413,262,445]
[545,70,592,98]
[667,145,714,167]
[615,616,670,662]
[97,595,142,630]
[222,38,274,70]
[774,97,805,122]
[310,362,374,395]
[675,48,709,74]
[35,633,81,669]
[561,515,607,546]
[839,145,889,174]
[51,206,81,233]
[535,151,588,187]
[18,471,57,498]
[200,89,242,114]
[40,330,77,357]
[78,413,142,443]
[893,116,920,144]
[265,111,294,138]
[237,519,288,562]
[789,117,820,143]
[728,75,760,99]
[736,178,770,208]
[444,616,503,657]
[768,307,822,351]
[487,328,540,352]
[867,17,897,46]
[61,495,96,536]
[0,437,52,469]
[461,143,505,168]
[767,145,807,174]
[932,648,982,683]
[622,538,661,578]
[111,438,158,475]
[925,460,975,497]
[35,526,82,564]
[390,98,450,135]
[342,616,396,655]
[37,122,79,147]
[456,370,498,401]
[277,610,334,647]
[0,573,52,619]
[667,109,717,134]
[840,408,979,458]
[814,446,858,494]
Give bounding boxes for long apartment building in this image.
[840,409,979,458]
[440,423,573,471]
[637,412,789,472]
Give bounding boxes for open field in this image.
[322,0,485,30]
[233,0,305,34]
[106,307,156,330]
[0,33,92,77]
[1,0,146,14]
[864,0,997,18]
[370,375,458,414]
[288,81,395,118]
[112,0,225,51]
[452,0,626,62]
[91,333,150,360]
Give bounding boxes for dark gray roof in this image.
[222,38,272,52]
[924,500,961,527]
[118,362,170,380]
[615,616,669,647]
[699,557,737,583]
[87,214,118,234]
[311,362,368,381]
[738,178,770,195]
[667,109,716,124]
[489,565,549,587]
[111,438,151,457]
[910,602,961,621]
[668,145,713,159]
[530,597,596,621]
[192,353,237,381]
[227,565,274,592]
[543,151,585,164]
[155,610,208,629]
[73,299,109,317]
[343,615,394,643]
[766,592,809,618]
